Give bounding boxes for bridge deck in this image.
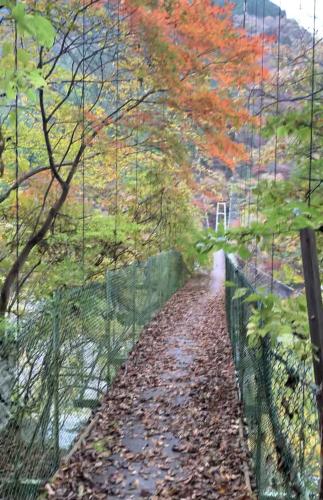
[46,268,251,499]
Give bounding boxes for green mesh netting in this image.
[0,250,189,500]
[225,255,320,499]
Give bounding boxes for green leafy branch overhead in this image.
[225,279,311,360]
[0,1,56,101]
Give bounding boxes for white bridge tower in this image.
[215,202,227,232]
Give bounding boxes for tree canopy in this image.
[0,0,263,314]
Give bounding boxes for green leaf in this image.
[12,3,26,23]
[26,88,37,103]
[17,48,30,66]
[5,81,16,100]
[224,280,236,288]
[232,288,248,300]
[276,126,288,137]
[8,110,16,126]
[28,69,46,88]
[237,245,251,259]
[2,42,12,57]
[244,293,261,303]
[12,4,56,48]
[27,15,56,48]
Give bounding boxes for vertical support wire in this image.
[160,99,166,252]
[271,2,282,292]
[80,0,86,407]
[132,34,140,346]
[52,291,60,469]
[273,3,282,188]
[307,0,316,207]
[251,0,259,280]
[81,0,86,281]
[14,15,20,337]
[254,0,265,286]
[242,0,247,227]
[243,0,253,228]
[114,0,121,269]
[243,0,247,29]
[134,74,140,257]
[12,17,20,492]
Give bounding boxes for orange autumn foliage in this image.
[116,0,266,167]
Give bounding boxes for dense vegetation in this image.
[199,5,322,362]
[0,0,321,392]
[0,0,263,315]
[0,0,321,413]
[0,1,322,497]
[0,0,266,478]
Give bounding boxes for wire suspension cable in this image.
[82,0,86,281]
[271,2,282,292]
[134,58,141,256]
[243,0,247,29]
[114,0,121,268]
[257,0,265,196]
[14,18,19,324]
[254,0,264,285]
[307,0,316,207]
[248,0,258,234]
[248,2,259,231]
[134,88,139,254]
[242,0,249,227]
[273,8,281,183]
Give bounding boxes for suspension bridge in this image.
[0,0,322,498]
[0,248,320,499]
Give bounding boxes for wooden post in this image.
[300,228,323,498]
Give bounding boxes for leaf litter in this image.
[45,274,252,499]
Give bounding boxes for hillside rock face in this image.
[215,0,311,46]
[232,7,312,181]
[216,0,283,18]
[203,1,313,213]
[234,13,311,46]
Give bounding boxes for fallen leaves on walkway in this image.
[45,275,251,499]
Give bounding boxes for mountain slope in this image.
[215,0,285,18]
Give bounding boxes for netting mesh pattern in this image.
[0,250,188,499]
[225,256,319,499]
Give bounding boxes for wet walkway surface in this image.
[47,263,251,499]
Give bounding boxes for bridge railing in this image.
[225,255,319,499]
[0,250,189,500]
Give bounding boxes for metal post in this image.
[224,203,227,231]
[228,194,233,229]
[300,228,323,498]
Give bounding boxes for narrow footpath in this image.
[46,256,251,499]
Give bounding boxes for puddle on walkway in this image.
[160,368,187,381]
[167,346,193,365]
[210,250,225,294]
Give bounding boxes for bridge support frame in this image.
[215,202,227,232]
